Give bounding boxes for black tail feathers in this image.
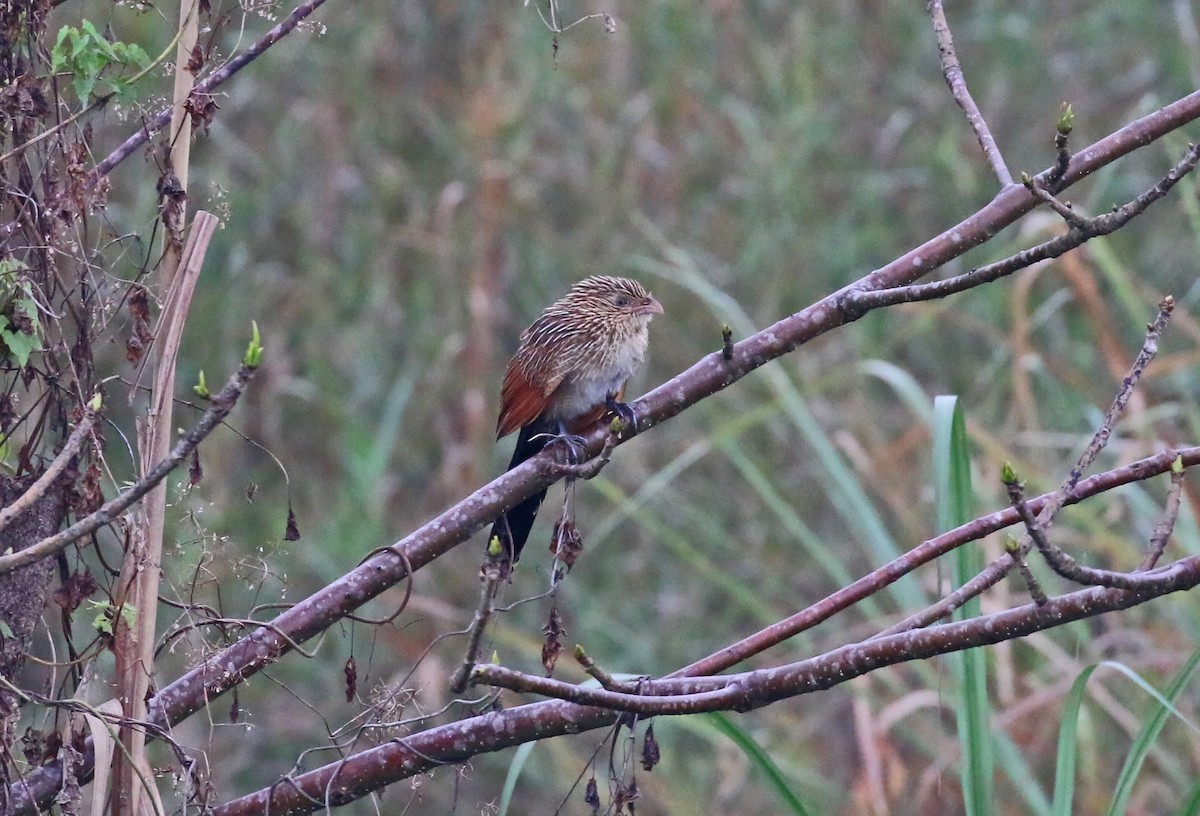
[487,423,550,563]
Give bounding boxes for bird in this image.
[488,275,663,564]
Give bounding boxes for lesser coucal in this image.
[488,275,663,562]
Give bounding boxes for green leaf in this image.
[2,328,41,367]
[51,26,73,73]
[81,20,118,61]
[72,71,98,106]
[123,42,151,69]
[1050,664,1100,816]
[0,620,13,639]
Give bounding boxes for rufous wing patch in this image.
[497,365,555,438]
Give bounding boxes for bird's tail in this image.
[487,423,549,562]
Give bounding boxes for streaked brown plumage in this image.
[489,275,663,562]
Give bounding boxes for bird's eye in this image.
[614,295,630,307]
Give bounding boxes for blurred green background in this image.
[47,0,1200,813]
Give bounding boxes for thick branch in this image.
[215,561,1200,814]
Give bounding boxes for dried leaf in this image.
[125,285,153,365]
[584,776,600,813]
[51,571,98,613]
[541,605,565,675]
[186,43,204,74]
[551,518,583,569]
[184,92,220,135]
[21,727,44,765]
[284,505,300,541]
[79,462,103,515]
[641,724,660,771]
[344,656,358,702]
[188,448,202,486]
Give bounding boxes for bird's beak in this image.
[636,295,664,316]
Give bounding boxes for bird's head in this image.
[567,276,664,327]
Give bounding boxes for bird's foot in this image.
[549,432,617,480]
[604,395,638,436]
[551,432,589,465]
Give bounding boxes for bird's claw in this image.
[605,396,637,435]
[553,433,588,465]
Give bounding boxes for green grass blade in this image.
[496,741,535,816]
[630,241,921,610]
[1105,649,1200,816]
[934,396,994,816]
[707,712,812,816]
[1050,664,1101,816]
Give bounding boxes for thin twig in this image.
[1005,536,1047,606]
[840,145,1200,316]
[447,567,503,694]
[1142,458,1186,570]
[575,646,640,692]
[927,0,1013,186]
[1007,470,1187,592]
[0,364,255,576]
[883,298,1174,633]
[0,409,95,536]
[92,0,333,179]
[1056,297,1173,499]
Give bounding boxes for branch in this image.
[0,364,255,576]
[679,446,1195,674]
[877,294,1173,637]
[11,86,1200,815]
[214,561,1200,814]
[838,143,1200,316]
[0,408,95,535]
[91,0,332,179]
[927,0,1013,185]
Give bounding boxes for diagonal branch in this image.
[0,409,95,536]
[838,143,1200,316]
[0,363,255,577]
[214,558,1200,815]
[92,0,332,179]
[10,85,1200,816]
[927,0,1013,186]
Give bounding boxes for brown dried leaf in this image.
[186,43,205,74]
[126,285,153,365]
[584,777,600,813]
[641,724,660,771]
[184,92,220,135]
[541,605,565,675]
[551,518,583,569]
[284,505,300,541]
[51,571,98,613]
[344,656,357,702]
[188,448,202,486]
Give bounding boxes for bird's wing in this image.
[496,363,565,438]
